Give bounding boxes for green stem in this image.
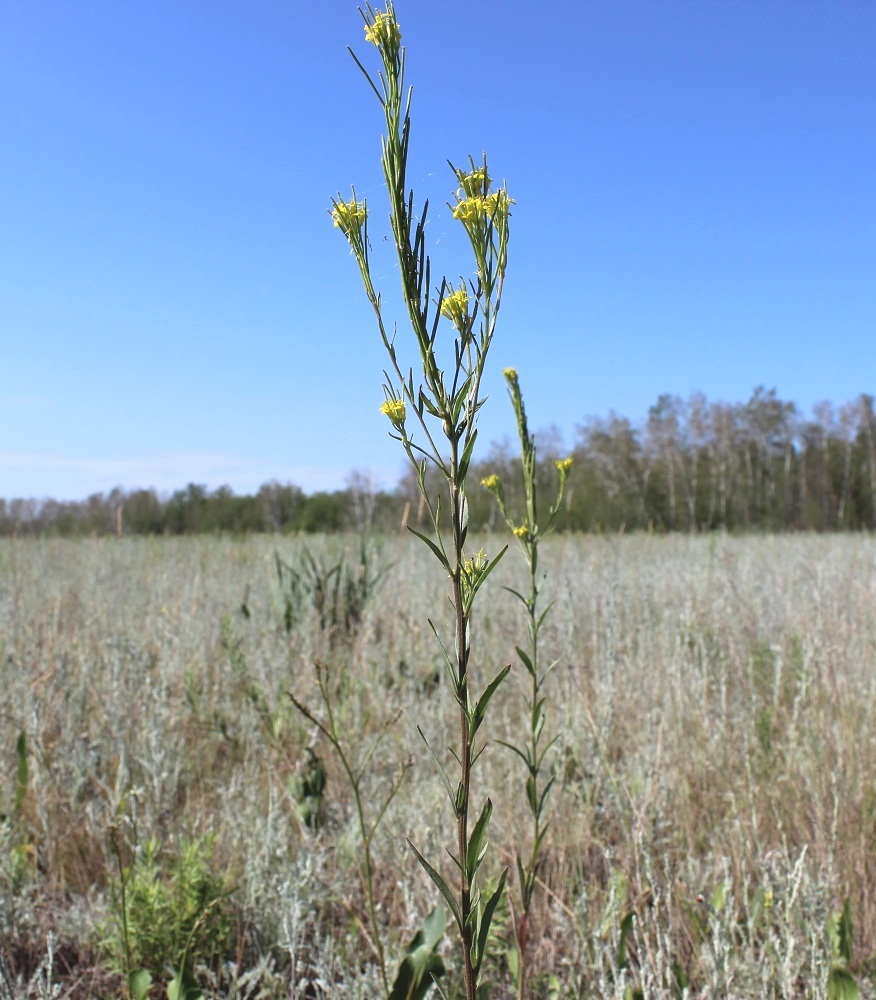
[289,679,389,990]
[451,464,476,1000]
[109,826,134,989]
[517,558,538,1000]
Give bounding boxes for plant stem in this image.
[289,667,409,993]
[451,475,476,999]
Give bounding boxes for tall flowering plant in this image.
[482,368,572,999]
[331,4,513,997]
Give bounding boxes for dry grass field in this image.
[1,531,875,997]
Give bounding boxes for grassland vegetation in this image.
[0,533,875,995]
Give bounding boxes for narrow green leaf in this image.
[408,840,462,933]
[467,884,482,931]
[515,855,526,900]
[618,911,635,969]
[407,526,449,570]
[502,586,530,607]
[450,375,473,425]
[536,601,556,631]
[466,546,508,608]
[416,726,455,805]
[471,664,511,735]
[532,697,545,738]
[458,427,478,483]
[428,627,459,689]
[14,731,27,815]
[445,848,462,873]
[839,898,854,964]
[514,646,534,674]
[534,814,551,851]
[542,657,561,681]
[537,775,556,818]
[496,739,532,769]
[535,735,560,770]
[526,774,538,814]
[465,799,493,880]
[473,868,508,980]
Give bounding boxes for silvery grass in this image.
[2,534,876,995]
[331,3,516,995]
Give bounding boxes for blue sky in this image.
[2,0,874,500]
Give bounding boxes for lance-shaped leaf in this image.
[473,867,508,980]
[618,911,635,970]
[458,427,479,483]
[417,726,456,807]
[408,526,450,571]
[536,774,556,819]
[14,731,27,816]
[470,663,511,738]
[465,798,493,882]
[408,840,462,934]
[514,645,534,674]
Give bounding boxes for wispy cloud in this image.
[0,395,52,411]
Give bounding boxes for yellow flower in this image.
[332,197,367,238]
[452,195,485,223]
[502,367,518,380]
[457,166,491,198]
[440,286,468,330]
[380,398,406,427]
[512,525,528,539]
[484,189,514,220]
[364,10,401,50]
[463,548,488,580]
[481,474,500,491]
[555,457,573,475]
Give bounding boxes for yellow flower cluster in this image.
[555,457,573,474]
[462,548,488,581]
[440,287,469,329]
[458,166,491,198]
[502,367,518,380]
[332,197,367,238]
[512,525,529,539]
[481,474,500,491]
[451,196,484,223]
[484,189,513,219]
[364,10,401,50]
[380,398,406,426]
[452,189,513,225]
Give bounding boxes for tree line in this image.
[3,388,875,537]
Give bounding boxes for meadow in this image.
[1,531,875,998]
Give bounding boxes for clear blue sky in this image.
[2,0,874,500]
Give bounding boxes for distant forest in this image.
[4,388,876,536]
